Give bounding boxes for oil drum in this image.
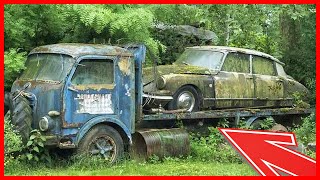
[131,128,190,159]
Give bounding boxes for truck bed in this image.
[142,107,312,121]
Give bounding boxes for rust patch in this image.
[29,43,133,58]
[118,57,131,75]
[73,84,115,91]
[62,121,83,128]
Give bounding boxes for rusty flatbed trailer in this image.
[143,107,312,122]
[131,107,312,159]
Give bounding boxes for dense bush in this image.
[294,113,316,146]
[4,49,26,90]
[4,5,315,98]
[190,127,242,163]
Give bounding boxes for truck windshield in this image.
[175,49,224,70]
[20,54,75,82]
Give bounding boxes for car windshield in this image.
[175,49,224,70]
[20,54,75,82]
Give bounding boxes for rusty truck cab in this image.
[11,44,146,151]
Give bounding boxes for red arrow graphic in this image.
[219,128,316,176]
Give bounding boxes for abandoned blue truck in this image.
[6,43,311,163]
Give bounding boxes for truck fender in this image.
[245,116,275,128]
[75,116,132,146]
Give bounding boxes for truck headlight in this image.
[39,117,49,131]
[156,76,166,90]
[39,116,54,131]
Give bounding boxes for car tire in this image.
[77,125,124,164]
[168,85,200,112]
[9,95,32,144]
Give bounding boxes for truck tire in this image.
[78,125,124,164]
[9,95,32,143]
[4,91,10,114]
[168,85,200,112]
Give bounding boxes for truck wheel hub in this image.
[90,136,116,160]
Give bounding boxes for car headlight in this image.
[39,116,54,131]
[156,76,166,90]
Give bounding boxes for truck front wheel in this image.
[77,125,124,164]
[10,95,32,143]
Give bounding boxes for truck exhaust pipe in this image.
[131,128,190,160]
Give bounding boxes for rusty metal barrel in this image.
[131,128,190,160]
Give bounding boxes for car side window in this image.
[222,52,250,73]
[71,59,114,85]
[252,56,276,76]
[276,63,286,77]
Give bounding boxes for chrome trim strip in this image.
[142,94,173,100]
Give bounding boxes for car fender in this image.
[75,116,132,146]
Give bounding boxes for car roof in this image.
[29,43,133,58]
[187,46,284,65]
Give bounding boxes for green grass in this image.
[5,158,256,176]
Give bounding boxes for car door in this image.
[252,55,284,107]
[214,52,254,108]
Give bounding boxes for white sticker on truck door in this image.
[75,94,114,114]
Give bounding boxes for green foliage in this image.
[147,154,161,164]
[4,113,23,154]
[259,117,275,130]
[190,127,242,163]
[306,78,316,105]
[279,5,315,102]
[4,49,27,90]
[5,157,256,176]
[4,113,23,169]
[292,92,311,109]
[76,5,114,34]
[5,5,65,51]
[4,4,315,96]
[69,154,112,170]
[294,113,316,146]
[22,129,52,165]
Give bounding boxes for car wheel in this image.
[168,85,200,112]
[77,125,124,164]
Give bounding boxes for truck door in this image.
[214,52,254,108]
[63,55,135,132]
[252,55,284,107]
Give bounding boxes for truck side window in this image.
[222,52,250,73]
[71,59,114,85]
[252,56,276,76]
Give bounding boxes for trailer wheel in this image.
[270,124,288,132]
[249,119,264,130]
[78,125,124,164]
[9,95,32,143]
[168,85,200,112]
